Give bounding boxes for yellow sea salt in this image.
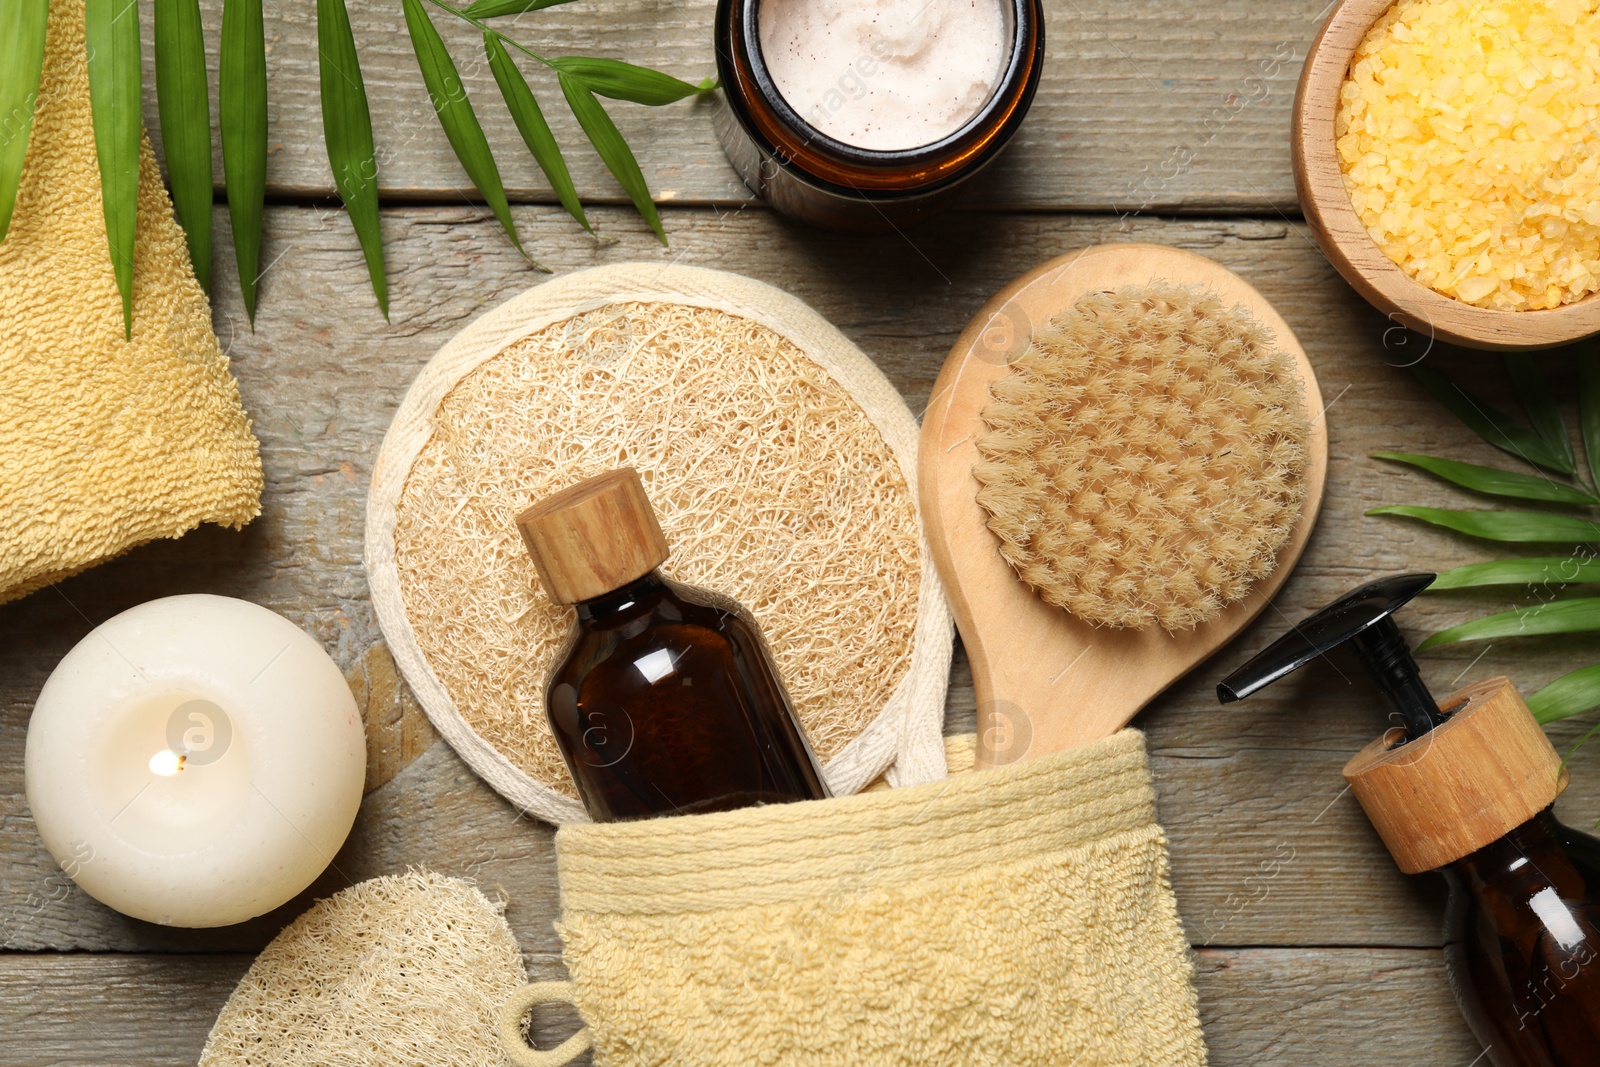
[1337,0,1600,311]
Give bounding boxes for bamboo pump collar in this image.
[1219,574,1567,875]
[1345,676,1566,874]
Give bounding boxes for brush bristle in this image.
[973,282,1310,632]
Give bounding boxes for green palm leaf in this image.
[484,33,588,233]
[1505,355,1575,472]
[558,71,664,243]
[1581,349,1600,493]
[220,0,268,323]
[402,0,531,261]
[1433,557,1600,590]
[0,0,50,244]
[1410,365,1576,475]
[1368,506,1600,543]
[1372,452,1598,506]
[550,57,715,105]
[1419,597,1600,649]
[1528,663,1600,725]
[154,0,213,289]
[85,0,142,339]
[318,0,388,316]
[463,0,576,16]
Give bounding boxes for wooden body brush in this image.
[922,243,1328,767]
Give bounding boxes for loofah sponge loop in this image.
[499,983,592,1067]
[973,282,1311,631]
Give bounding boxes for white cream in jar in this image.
[757,0,1009,152]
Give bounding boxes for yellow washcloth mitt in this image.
[0,0,262,604]
[530,729,1208,1067]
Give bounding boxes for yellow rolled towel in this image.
[0,0,261,604]
[520,730,1207,1067]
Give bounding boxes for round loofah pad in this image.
[197,871,526,1067]
[367,264,952,825]
[973,282,1310,632]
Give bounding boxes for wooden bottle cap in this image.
[1343,676,1568,874]
[515,468,670,604]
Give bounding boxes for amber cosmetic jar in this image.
[712,0,1046,232]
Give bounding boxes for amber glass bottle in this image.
[516,468,829,822]
[1220,574,1600,1066]
[1443,809,1600,1065]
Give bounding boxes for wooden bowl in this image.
[1293,0,1600,351]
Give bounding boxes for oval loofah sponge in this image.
[197,871,527,1067]
[973,282,1310,631]
[368,264,954,825]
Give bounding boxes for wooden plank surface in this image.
[0,947,1480,1066]
[3,206,1594,985]
[2,205,1594,1067]
[6,0,1592,1055]
[134,0,1328,212]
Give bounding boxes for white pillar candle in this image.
[25,595,366,928]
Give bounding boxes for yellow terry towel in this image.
[506,730,1207,1067]
[0,0,261,604]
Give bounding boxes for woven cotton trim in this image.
[556,730,1155,916]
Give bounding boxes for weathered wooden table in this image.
[3,1,1591,1063]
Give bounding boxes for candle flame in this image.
[148,749,184,776]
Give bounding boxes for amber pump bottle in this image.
[515,468,830,822]
[1219,574,1600,1066]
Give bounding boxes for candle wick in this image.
[148,749,185,776]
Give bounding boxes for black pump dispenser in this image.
[1217,572,1444,739]
[1215,572,1600,1067]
